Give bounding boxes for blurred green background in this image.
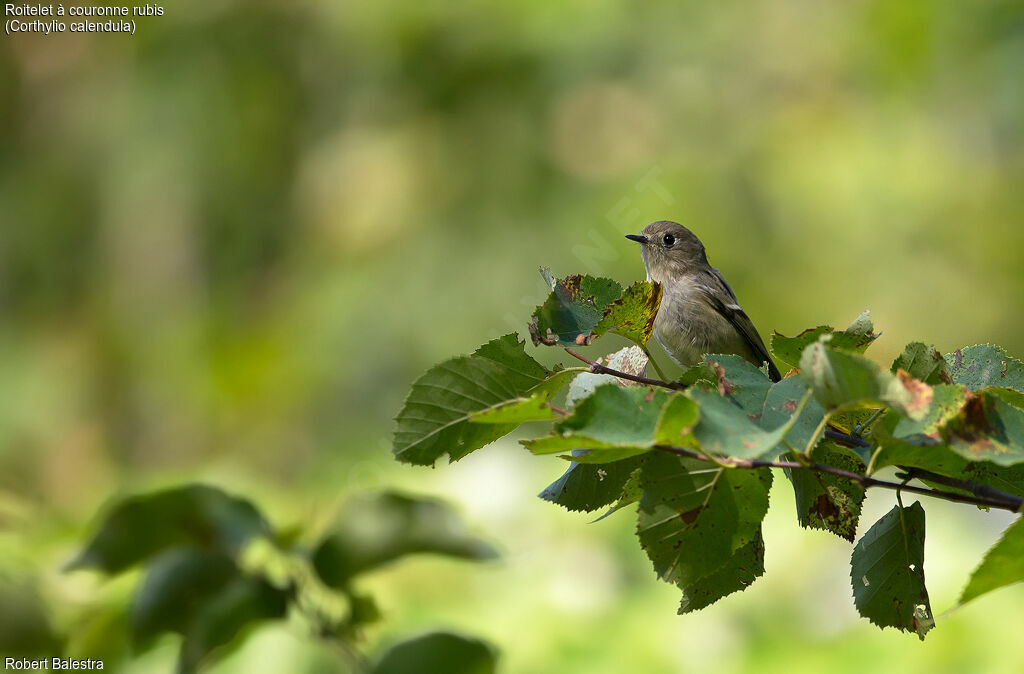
[2,0,1024,671]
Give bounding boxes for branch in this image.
[896,467,1024,511]
[651,444,1023,513]
[563,348,687,390]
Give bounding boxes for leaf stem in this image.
[640,343,669,382]
[650,444,1024,513]
[563,348,686,390]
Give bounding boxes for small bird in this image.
[626,221,781,381]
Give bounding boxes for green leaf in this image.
[959,517,1024,606]
[522,384,670,459]
[312,492,496,588]
[374,631,497,674]
[962,463,1024,499]
[68,485,270,574]
[943,390,1024,466]
[538,455,646,513]
[892,384,968,439]
[0,576,61,657]
[687,388,800,460]
[771,311,879,371]
[785,443,866,541]
[677,531,765,615]
[637,452,772,600]
[528,271,622,346]
[131,549,240,650]
[891,342,952,386]
[393,334,571,465]
[800,340,926,419]
[177,575,288,674]
[759,376,828,456]
[850,503,933,640]
[654,394,700,446]
[947,344,1024,392]
[469,395,557,424]
[591,281,662,345]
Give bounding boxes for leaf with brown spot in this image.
[785,443,866,541]
[943,390,1024,466]
[592,280,663,346]
[528,270,622,346]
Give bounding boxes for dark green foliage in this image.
[539,455,646,513]
[374,631,497,674]
[312,492,497,588]
[68,485,270,574]
[785,443,866,541]
[70,486,499,672]
[850,503,933,640]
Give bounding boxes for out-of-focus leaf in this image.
[946,344,1024,392]
[800,340,926,419]
[522,384,670,460]
[565,345,649,410]
[785,443,866,541]
[393,334,572,465]
[677,531,765,615]
[959,517,1024,606]
[637,453,772,600]
[178,575,289,674]
[591,281,662,345]
[528,271,622,346]
[943,390,1024,466]
[312,492,496,588]
[0,576,61,657]
[892,343,952,386]
[539,454,646,513]
[68,485,270,574]
[131,549,239,650]
[771,311,879,371]
[850,503,933,640]
[760,376,828,456]
[374,631,497,674]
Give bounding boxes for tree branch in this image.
[563,348,687,390]
[651,444,1024,513]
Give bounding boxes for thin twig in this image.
[897,467,1024,510]
[651,444,1023,513]
[824,428,871,448]
[640,344,669,382]
[563,348,686,390]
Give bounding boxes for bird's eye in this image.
[662,233,675,247]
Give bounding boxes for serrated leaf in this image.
[312,492,496,588]
[687,388,800,460]
[177,575,289,674]
[771,311,879,371]
[947,344,1024,392]
[528,272,622,346]
[785,443,866,541]
[538,455,646,513]
[760,376,828,456]
[522,384,670,459]
[374,631,497,674]
[943,390,1024,466]
[591,281,662,345]
[800,340,926,419]
[850,503,933,640]
[637,452,772,597]
[393,334,571,465]
[892,343,953,386]
[565,346,649,410]
[68,485,270,574]
[677,531,765,614]
[959,517,1024,606]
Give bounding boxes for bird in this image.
[626,220,781,381]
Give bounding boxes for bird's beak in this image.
[625,234,648,244]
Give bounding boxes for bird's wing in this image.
[697,269,782,382]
